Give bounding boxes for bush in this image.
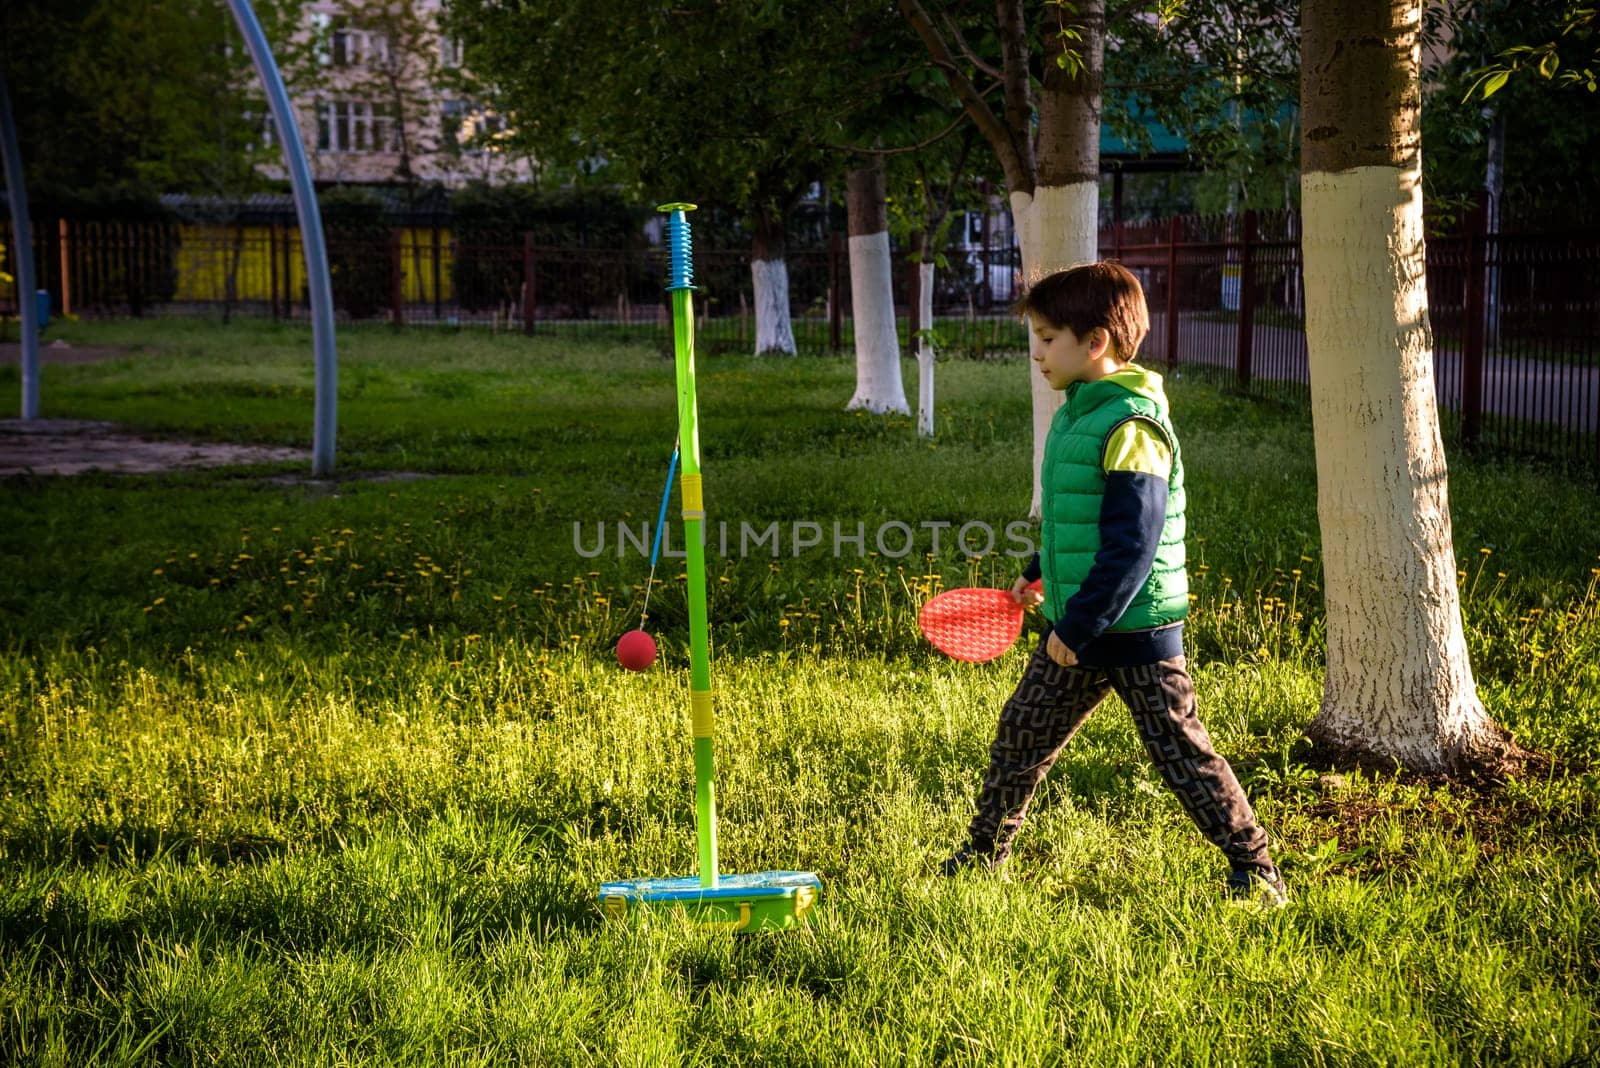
[318,187,391,320]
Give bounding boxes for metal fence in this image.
[1109,206,1599,466]
[3,206,1595,465]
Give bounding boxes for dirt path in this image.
[0,340,141,366]
[0,419,305,477]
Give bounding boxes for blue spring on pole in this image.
[667,212,693,290]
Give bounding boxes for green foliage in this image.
[318,187,390,319]
[1423,0,1600,212]
[444,185,654,313]
[1464,5,1599,98]
[1102,3,1301,212]
[443,0,863,228]
[1,0,313,203]
[2,320,1599,1062]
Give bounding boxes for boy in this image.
[941,262,1287,904]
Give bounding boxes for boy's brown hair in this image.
[1015,262,1150,362]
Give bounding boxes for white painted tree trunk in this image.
[1301,165,1503,773]
[917,260,935,437]
[751,258,796,356]
[1011,182,1099,518]
[846,231,909,413]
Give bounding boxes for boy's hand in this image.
[1046,631,1078,668]
[1010,576,1044,609]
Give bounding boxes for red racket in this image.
[918,580,1043,662]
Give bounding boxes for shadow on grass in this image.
[0,816,607,981]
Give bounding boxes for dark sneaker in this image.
[938,846,1001,877]
[1226,866,1289,908]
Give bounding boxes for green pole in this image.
[661,203,718,888]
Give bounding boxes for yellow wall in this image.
[172,225,457,304]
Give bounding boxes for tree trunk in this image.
[750,205,796,356]
[1300,0,1516,774]
[845,158,908,414]
[900,0,1104,506]
[916,257,935,437]
[1019,0,1104,518]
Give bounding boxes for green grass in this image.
[2,319,1598,1065]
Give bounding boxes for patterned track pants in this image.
[965,633,1272,872]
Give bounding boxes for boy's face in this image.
[1029,315,1110,390]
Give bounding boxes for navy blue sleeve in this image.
[1052,471,1169,652]
[1021,553,1041,583]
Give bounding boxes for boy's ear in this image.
[1090,326,1111,357]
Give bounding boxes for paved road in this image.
[1147,311,1598,434]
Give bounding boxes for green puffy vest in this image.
[1040,368,1188,630]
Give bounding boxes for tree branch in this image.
[996,0,1034,139]
[941,12,1002,82]
[824,83,1000,157]
[899,0,1025,189]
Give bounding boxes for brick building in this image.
[258,0,533,188]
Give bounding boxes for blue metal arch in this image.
[0,76,39,421]
[0,0,339,475]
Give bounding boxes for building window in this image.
[311,11,332,66]
[316,99,395,153]
[440,36,464,68]
[252,111,277,151]
[441,99,469,155]
[443,102,509,155]
[332,22,388,68]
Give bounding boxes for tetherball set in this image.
[599,204,1037,934]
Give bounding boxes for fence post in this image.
[1235,209,1257,391]
[905,235,921,353]
[829,230,843,352]
[1461,196,1487,448]
[268,223,280,321]
[1164,216,1181,371]
[287,223,299,313]
[431,222,443,321]
[390,228,405,327]
[125,222,143,317]
[58,218,71,318]
[522,232,536,335]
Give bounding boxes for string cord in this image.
[641,437,680,628]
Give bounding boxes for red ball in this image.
[616,629,657,671]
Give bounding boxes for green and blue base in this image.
[598,871,822,933]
